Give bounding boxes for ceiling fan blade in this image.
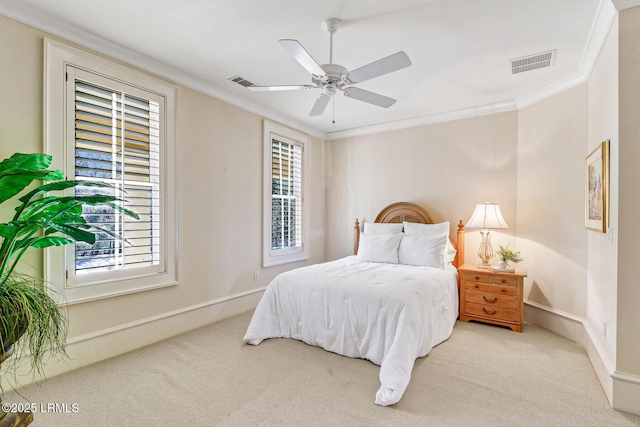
[248,85,316,92]
[279,39,326,77]
[309,94,331,116]
[343,87,396,108]
[346,51,412,84]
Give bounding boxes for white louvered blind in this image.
[270,138,302,253]
[73,79,160,274]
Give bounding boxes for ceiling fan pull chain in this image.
[332,96,336,124]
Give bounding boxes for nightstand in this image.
[458,264,527,332]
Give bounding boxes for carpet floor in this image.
[4,311,640,426]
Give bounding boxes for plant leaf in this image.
[0,153,65,204]
[0,153,52,174]
[18,179,116,203]
[45,223,96,244]
[22,236,76,249]
[22,195,138,223]
[0,223,19,239]
[0,169,64,205]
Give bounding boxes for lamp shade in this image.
[465,202,509,229]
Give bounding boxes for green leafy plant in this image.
[0,152,138,392]
[496,244,524,264]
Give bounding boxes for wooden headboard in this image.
[353,202,465,268]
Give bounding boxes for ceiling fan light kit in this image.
[247,18,412,118]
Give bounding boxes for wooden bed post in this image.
[354,219,360,255]
[455,220,465,267]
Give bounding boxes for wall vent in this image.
[510,50,556,74]
[229,75,255,87]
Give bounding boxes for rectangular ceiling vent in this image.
[229,75,255,88]
[510,50,556,74]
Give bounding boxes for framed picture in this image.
[585,140,609,232]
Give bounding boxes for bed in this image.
[243,202,465,406]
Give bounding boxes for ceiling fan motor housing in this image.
[314,63,349,90]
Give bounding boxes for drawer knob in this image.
[483,296,498,303]
[482,307,497,315]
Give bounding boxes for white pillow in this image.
[363,222,403,235]
[444,240,457,264]
[403,221,450,237]
[398,234,448,269]
[357,233,402,264]
[403,221,456,264]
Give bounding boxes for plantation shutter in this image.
[73,79,160,274]
[270,137,302,253]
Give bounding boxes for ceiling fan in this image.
[248,18,412,117]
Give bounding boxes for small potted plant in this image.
[0,152,137,399]
[496,244,523,269]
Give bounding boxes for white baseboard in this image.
[523,299,585,343]
[583,321,615,405]
[2,286,266,390]
[611,371,640,415]
[524,299,640,417]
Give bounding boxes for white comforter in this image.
[243,256,458,406]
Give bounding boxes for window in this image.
[263,121,309,267]
[45,40,177,303]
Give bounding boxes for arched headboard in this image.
[374,202,434,224]
[354,202,465,268]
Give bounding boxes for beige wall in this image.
[516,85,589,318]
[587,13,618,377]
[325,111,519,263]
[0,15,45,279]
[0,15,326,377]
[617,5,640,378]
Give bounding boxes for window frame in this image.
[44,39,178,304]
[262,121,309,267]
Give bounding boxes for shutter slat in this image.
[74,78,161,275]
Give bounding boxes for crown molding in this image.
[611,0,640,11]
[0,2,326,140]
[325,101,517,140]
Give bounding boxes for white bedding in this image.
[243,256,459,406]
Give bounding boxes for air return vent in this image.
[228,75,256,87]
[510,50,556,74]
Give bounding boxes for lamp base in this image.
[476,229,494,268]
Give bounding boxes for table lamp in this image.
[465,202,509,268]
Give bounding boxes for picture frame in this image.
[585,140,609,233]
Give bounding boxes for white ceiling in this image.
[0,0,626,139]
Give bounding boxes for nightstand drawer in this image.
[489,283,517,296]
[461,281,491,293]
[464,290,517,309]
[460,272,519,288]
[461,280,517,296]
[464,303,519,322]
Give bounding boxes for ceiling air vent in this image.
[510,50,556,74]
[229,75,255,88]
